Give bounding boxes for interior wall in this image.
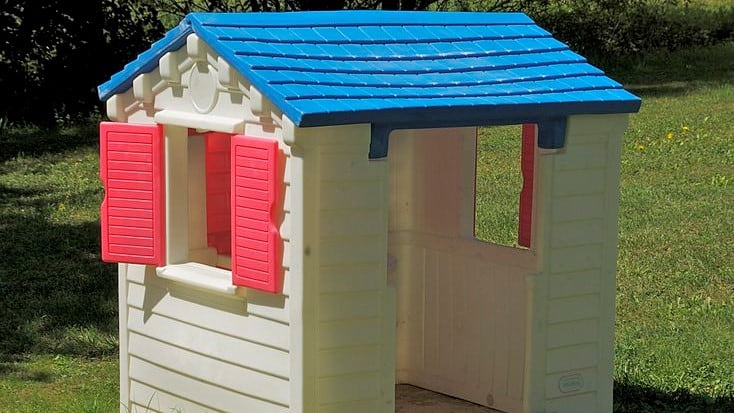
[387,128,534,413]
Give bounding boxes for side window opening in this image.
[474,124,535,249]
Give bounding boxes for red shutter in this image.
[231,135,280,293]
[205,132,232,256]
[100,122,165,265]
[518,124,536,248]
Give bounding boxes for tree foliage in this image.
[1,0,731,127]
[0,1,164,126]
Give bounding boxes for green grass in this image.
[0,125,119,410]
[0,355,118,413]
[0,43,732,411]
[475,124,524,247]
[610,43,734,412]
[0,125,118,358]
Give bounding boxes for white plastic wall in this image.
[525,114,629,413]
[109,34,302,413]
[388,128,534,413]
[119,264,291,413]
[291,124,397,413]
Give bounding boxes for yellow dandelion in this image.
[681,126,689,132]
[636,144,645,150]
[666,132,673,139]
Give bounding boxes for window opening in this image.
[474,124,535,249]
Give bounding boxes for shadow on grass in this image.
[594,42,734,98]
[0,123,99,163]
[615,381,734,413]
[0,183,117,359]
[0,361,53,383]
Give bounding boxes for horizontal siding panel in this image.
[319,291,382,322]
[552,168,606,197]
[551,194,605,223]
[130,403,163,413]
[318,372,381,404]
[551,220,604,248]
[318,345,381,377]
[129,357,288,413]
[319,236,384,266]
[319,318,382,349]
[553,142,607,171]
[124,264,148,285]
[544,391,597,413]
[319,154,384,181]
[319,264,384,293]
[548,294,600,324]
[320,180,383,210]
[547,319,599,349]
[130,380,221,413]
[547,270,602,299]
[545,368,597,400]
[246,288,291,323]
[550,244,602,273]
[127,307,289,378]
[126,282,290,350]
[128,333,289,405]
[319,400,382,413]
[565,121,612,141]
[546,343,598,374]
[320,209,383,238]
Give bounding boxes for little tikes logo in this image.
[558,373,584,393]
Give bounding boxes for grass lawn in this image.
[0,355,118,413]
[0,42,732,412]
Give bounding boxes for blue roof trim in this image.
[369,117,568,158]
[98,11,641,130]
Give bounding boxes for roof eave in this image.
[97,18,194,101]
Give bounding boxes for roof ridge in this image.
[188,11,535,28]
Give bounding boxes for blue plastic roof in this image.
[98,11,641,128]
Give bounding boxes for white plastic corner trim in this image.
[156,262,238,295]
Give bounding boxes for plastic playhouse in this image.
[98,11,640,413]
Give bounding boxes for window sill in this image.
[156,262,239,296]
